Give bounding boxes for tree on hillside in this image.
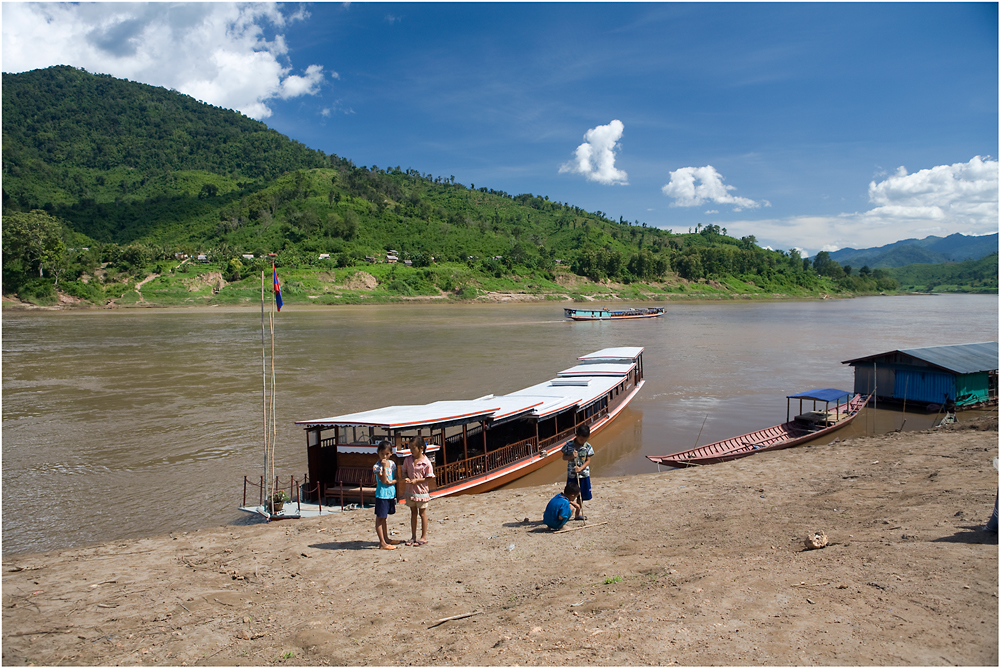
[2,210,66,278]
[812,251,845,278]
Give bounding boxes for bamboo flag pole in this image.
[267,277,277,510]
[270,291,277,505]
[261,271,270,507]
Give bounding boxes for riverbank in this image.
[2,263,875,310]
[3,417,997,666]
[1,288,882,311]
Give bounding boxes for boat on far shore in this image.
[564,306,665,321]
[647,389,870,468]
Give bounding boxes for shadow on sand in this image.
[931,526,998,545]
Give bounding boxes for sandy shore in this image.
[3,417,997,666]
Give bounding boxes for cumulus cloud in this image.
[559,120,628,185]
[863,156,998,228]
[280,64,326,99]
[716,156,998,257]
[1,3,327,120]
[662,165,769,212]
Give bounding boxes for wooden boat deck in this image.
[238,499,382,521]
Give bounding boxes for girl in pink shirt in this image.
[402,438,435,546]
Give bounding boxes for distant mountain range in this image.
[828,233,998,269]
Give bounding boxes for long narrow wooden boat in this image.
[647,389,870,469]
[277,347,645,511]
[565,306,664,321]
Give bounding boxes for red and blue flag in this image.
[272,264,283,311]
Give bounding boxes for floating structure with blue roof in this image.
[843,342,998,409]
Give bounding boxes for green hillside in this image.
[3,66,905,307]
[887,253,999,293]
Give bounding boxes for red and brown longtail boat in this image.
[647,389,870,469]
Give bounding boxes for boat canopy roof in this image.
[577,347,644,362]
[558,361,636,376]
[295,396,543,430]
[296,347,642,430]
[787,388,851,403]
[507,372,631,416]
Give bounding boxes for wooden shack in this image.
[843,341,998,409]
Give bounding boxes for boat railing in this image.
[434,408,610,487]
[436,435,539,486]
[536,408,608,449]
[444,424,484,449]
[243,474,310,512]
[321,432,448,449]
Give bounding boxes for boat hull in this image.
[648,394,869,468]
[431,379,644,497]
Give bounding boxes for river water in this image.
[2,295,996,555]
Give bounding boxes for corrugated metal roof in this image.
[843,341,998,374]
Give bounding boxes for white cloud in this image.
[674,156,998,257]
[662,165,768,211]
[1,3,327,120]
[280,64,326,99]
[863,155,998,229]
[559,120,628,185]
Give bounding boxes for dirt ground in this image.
[3,418,998,666]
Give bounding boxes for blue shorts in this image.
[374,498,395,518]
[569,475,592,501]
[546,516,569,531]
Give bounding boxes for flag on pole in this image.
[272,263,283,311]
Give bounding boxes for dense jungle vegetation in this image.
[888,253,998,293]
[4,65,961,308]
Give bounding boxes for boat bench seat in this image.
[324,467,378,507]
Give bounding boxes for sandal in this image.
[404,540,415,546]
[414,539,428,546]
[573,515,588,521]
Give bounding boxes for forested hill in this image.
[828,233,999,269]
[3,66,903,307]
[3,65,331,194]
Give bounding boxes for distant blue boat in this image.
[564,306,665,321]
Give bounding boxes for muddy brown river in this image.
[3,295,996,555]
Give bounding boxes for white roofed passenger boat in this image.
[564,306,664,321]
[241,347,645,519]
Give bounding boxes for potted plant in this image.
[268,489,290,513]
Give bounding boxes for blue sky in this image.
[3,2,998,256]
